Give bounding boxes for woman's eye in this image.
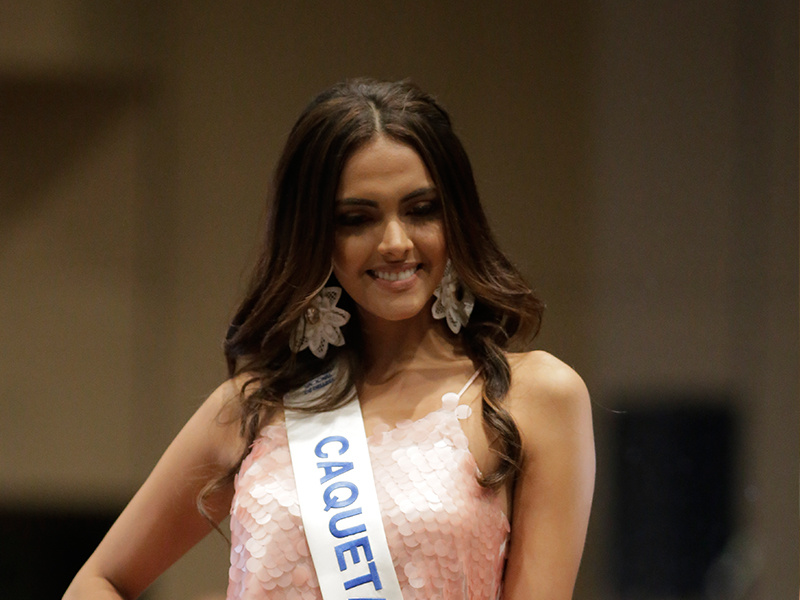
[408,200,441,218]
[336,212,370,227]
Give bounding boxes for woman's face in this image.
[332,135,447,327]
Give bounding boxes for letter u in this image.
[329,507,367,538]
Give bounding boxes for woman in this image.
[64,78,595,600]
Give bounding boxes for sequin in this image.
[454,404,472,420]
[372,422,391,435]
[409,577,426,589]
[292,565,311,587]
[226,377,509,600]
[245,557,261,574]
[441,392,460,410]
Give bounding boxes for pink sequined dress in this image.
[226,373,510,599]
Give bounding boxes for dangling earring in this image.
[432,260,474,334]
[289,286,351,358]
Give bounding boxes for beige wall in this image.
[0,2,796,599]
[585,2,798,598]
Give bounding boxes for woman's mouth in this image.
[368,265,420,282]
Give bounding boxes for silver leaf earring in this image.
[289,286,351,358]
[431,260,474,334]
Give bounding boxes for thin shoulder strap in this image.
[455,369,481,399]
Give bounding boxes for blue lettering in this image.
[335,536,374,570]
[317,460,354,484]
[315,436,349,458]
[343,560,383,591]
[329,508,367,538]
[323,481,359,511]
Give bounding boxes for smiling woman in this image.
[63,78,594,600]
[333,135,447,327]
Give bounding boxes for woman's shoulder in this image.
[507,350,587,396]
[505,350,591,435]
[202,374,247,419]
[191,373,257,468]
[209,371,264,408]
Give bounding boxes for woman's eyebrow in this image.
[336,187,437,206]
[401,187,438,201]
[335,198,378,207]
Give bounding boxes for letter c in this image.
[315,435,349,458]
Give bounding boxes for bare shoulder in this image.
[206,372,251,418]
[507,350,589,406]
[505,351,592,440]
[190,373,254,470]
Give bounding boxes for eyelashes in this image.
[407,200,441,218]
[335,212,370,227]
[335,200,442,230]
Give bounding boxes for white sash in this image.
[285,372,404,600]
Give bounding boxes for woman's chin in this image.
[358,302,435,327]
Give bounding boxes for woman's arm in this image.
[63,379,246,600]
[502,351,595,600]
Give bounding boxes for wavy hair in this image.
[199,78,544,517]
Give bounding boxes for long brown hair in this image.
[200,78,544,516]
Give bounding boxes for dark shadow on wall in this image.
[0,505,154,600]
[612,396,738,599]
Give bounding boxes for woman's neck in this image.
[357,309,463,383]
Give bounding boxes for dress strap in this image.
[442,369,481,419]
[455,369,481,399]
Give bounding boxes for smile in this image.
[369,265,420,282]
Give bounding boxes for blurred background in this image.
[0,1,796,599]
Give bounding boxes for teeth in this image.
[374,267,416,282]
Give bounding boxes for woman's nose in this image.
[378,218,413,258]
